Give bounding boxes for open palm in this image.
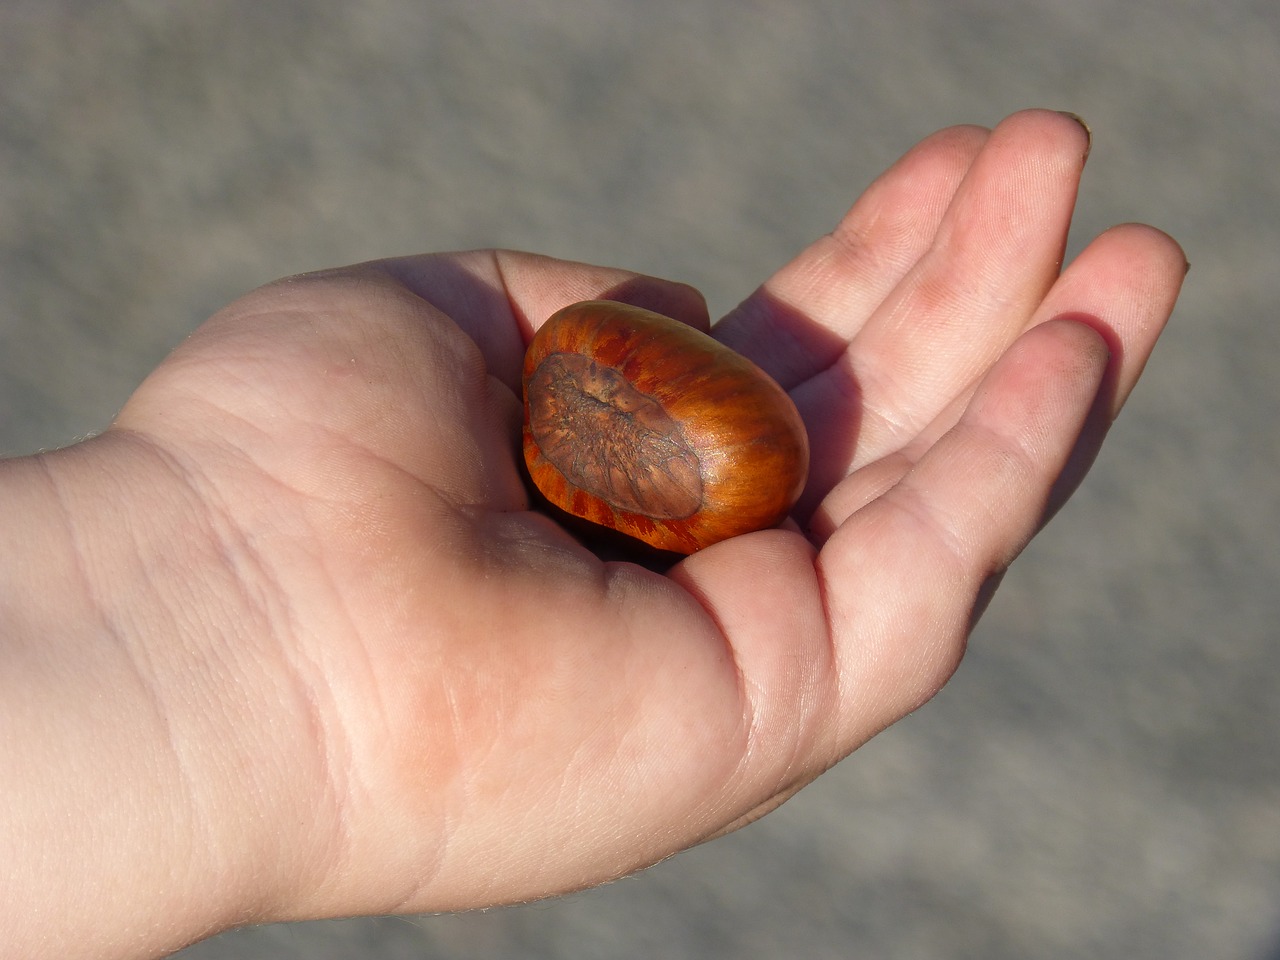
[107,110,1185,921]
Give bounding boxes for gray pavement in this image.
[2,2,1278,957]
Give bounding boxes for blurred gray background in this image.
[2,1,1277,957]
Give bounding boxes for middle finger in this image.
[793,109,1092,506]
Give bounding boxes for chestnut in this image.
[521,300,809,554]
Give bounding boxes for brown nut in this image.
[521,300,809,554]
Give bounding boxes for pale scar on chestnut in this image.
[527,353,703,520]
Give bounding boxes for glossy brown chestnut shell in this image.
[521,300,809,554]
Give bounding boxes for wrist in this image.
[0,433,323,958]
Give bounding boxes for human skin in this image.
[0,110,1186,959]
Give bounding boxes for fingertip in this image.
[598,275,712,334]
[487,250,712,336]
[907,122,991,166]
[1037,313,1113,362]
[1016,315,1113,405]
[1054,111,1093,160]
[986,108,1094,171]
[1099,222,1191,279]
[1059,221,1189,357]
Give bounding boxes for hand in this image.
[0,110,1186,959]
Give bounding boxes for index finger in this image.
[713,122,990,388]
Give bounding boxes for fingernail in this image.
[1057,111,1093,161]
